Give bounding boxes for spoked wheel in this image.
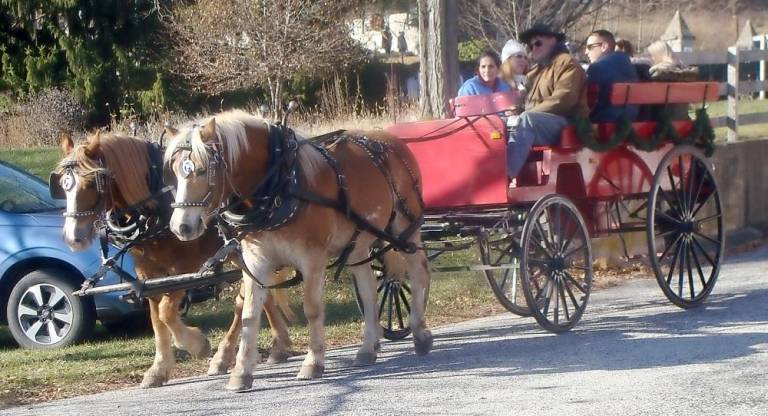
[520,194,593,333]
[647,145,724,308]
[353,254,412,341]
[479,231,530,316]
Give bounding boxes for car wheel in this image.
[6,269,95,349]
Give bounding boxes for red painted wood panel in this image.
[610,82,720,105]
[387,116,508,209]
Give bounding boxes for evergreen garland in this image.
[570,108,717,157]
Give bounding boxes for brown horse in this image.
[163,110,432,391]
[54,131,295,388]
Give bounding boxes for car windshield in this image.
[0,161,65,213]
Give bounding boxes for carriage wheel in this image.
[520,194,593,333]
[352,255,412,341]
[647,145,724,308]
[479,232,530,317]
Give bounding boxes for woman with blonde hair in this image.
[646,40,697,81]
[646,40,698,120]
[500,39,529,92]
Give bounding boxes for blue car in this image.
[0,160,146,349]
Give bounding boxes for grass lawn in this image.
[0,147,62,180]
[707,99,768,141]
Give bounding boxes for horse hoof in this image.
[266,350,291,365]
[353,351,377,367]
[207,361,229,376]
[194,338,212,359]
[414,331,433,356]
[296,364,324,380]
[225,374,253,391]
[140,373,167,388]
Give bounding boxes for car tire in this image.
[6,269,95,349]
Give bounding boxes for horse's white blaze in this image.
[62,175,87,251]
[169,177,205,240]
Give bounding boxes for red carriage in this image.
[370,81,725,336]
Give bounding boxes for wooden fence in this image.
[674,36,768,142]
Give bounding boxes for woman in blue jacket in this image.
[458,50,511,96]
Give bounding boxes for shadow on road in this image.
[203,285,768,415]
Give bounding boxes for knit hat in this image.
[501,39,526,63]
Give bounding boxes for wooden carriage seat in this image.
[513,81,720,189]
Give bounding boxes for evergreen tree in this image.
[0,0,169,124]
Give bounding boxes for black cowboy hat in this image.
[520,23,566,44]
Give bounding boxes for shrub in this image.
[0,88,87,148]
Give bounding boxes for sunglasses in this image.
[528,40,543,49]
[586,42,603,50]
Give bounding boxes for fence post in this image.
[727,46,740,142]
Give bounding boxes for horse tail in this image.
[269,268,297,324]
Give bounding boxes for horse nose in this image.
[178,223,191,236]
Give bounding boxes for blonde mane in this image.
[163,109,327,189]
[58,133,153,206]
[164,109,267,171]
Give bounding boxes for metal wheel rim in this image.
[16,283,74,345]
[521,195,593,332]
[647,145,724,307]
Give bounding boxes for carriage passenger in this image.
[506,24,589,180]
[500,39,529,93]
[584,29,639,123]
[457,50,511,96]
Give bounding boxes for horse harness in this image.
[51,142,177,295]
[174,123,424,288]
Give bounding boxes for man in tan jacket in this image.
[507,23,589,180]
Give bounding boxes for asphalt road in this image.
[5,244,768,416]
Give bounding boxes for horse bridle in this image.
[50,159,112,218]
[167,128,227,211]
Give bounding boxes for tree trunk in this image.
[418,0,432,118]
[418,0,459,119]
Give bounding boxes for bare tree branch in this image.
[163,0,365,114]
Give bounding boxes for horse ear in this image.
[165,126,179,137]
[85,130,102,157]
[201,118,217,143]
[60,130,74,155]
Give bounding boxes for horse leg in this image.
[297,263,326,380]
[263,288,292,364]
[158,291,210,358]
[397,238,433,356]
[349,262,381,366]
[226,263,270,391]
[141,298,175,388]
[208,285,244,376]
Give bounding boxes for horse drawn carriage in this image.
[376,80,724,335]
[55,79,724,390]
